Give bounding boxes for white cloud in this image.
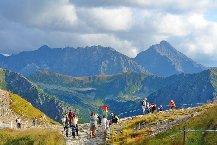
[0,0,78,30]
[31,3,77,29]
[78,33,137,57]
[80,7,133,31]
[1,0,217,66]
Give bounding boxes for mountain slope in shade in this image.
[134,40,206,76]
[147,69,217,106]
[0,68,69,122]
[0,45,148,77]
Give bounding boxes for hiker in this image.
[16,117,21,129]
[90,112,97,138]
[169,100,176,109]
[141,98,147,114]
[72,115,79,137]
[146,102,150,114]
[32,117,37,126]
[71,124,77,138]
[150,103,157,113]
[65,117,70,137]
[158,105,163,112]
[110,113,119,124]
[101,116,108,136]
[97,114,101,125]
[68,109,75,125]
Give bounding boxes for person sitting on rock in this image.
[110,113,119,124]
[169,100,176,110]
[158,105,163,112]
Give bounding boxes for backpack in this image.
[141,101,146,106]
[68,111,75,118]
[114,116,120,122]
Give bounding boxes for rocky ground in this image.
[62,123,111,145]
[0,90,33,128]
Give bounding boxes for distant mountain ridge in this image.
[134,41,206,76]
[0,45,148,77]
[27,68,217,121]
[147,69,217,106]
[0,41,206,77]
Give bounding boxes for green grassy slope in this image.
[142,104,217,145]
[111,104,217,145]
[0,68,68,122]
[9,92,58,125]
[0,128,65,145]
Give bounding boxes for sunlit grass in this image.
[0,128,65,145]
[9,92,58,125]
[111,104,216,145]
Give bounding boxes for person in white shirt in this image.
[101,116,107,136]
[141,98,147,114]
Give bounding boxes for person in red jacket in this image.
[169,100,176,109]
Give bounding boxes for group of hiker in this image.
[15,115,45,129]
[61,99,176,138]
[62,106,120,139]
[61,110,79,138]
[141,98,176,114]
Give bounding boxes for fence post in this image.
[183,127,186,145]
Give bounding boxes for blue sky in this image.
[0,0,217,66]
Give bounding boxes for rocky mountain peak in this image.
[134,41,206,76]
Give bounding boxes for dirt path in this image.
[62,123,111,145]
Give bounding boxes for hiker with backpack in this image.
[169,100,176,110]
[68,109,75,125]
[141,98,147,114]
[90,112,97,138]
[110,113,119,124]
[150,103,157,113]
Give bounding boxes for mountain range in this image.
[0,41,205,77]
[0,41,213,122]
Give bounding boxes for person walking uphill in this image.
[169,100,176,109]
[141,98,147,114]
[68,109,75,125]
[72,115,79,137]
[90,112,97,138]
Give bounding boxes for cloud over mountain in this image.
[1,0,217,66]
